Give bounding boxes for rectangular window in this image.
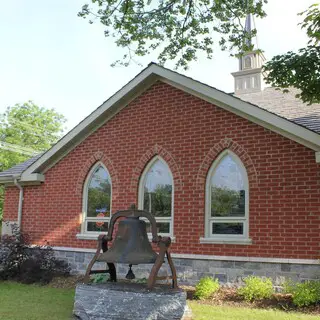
[146,221,170,234]
[86,221,109,232]
[211,222,243,235]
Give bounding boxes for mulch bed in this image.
[49,276,320,315]
[48,275,85,289]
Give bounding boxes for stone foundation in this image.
[54,249,320,286]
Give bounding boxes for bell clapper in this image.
[125,264,136,280]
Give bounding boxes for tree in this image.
[263,4,320,105]
[78,0,267,68]
[144,184,172,217]
[0,102,66,222]
[211,186,244,217]
[87,181,111,216]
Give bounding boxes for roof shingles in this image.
[235,87,320,134]
[0,153,43,178]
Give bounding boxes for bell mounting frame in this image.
[83,204,178,289]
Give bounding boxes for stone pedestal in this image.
[73,282,191,320]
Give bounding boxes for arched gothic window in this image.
[138,157,173,236]
[82,163,112,234]
[204,151,249,241]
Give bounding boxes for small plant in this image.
[0,222,70,284]
[284,280,320,307]
[194,277,220,300]
[134,277,147,284]
[91,274,109,284]
[238,276,274,302]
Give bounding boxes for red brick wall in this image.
[3,81,320,259]
[3,187,19,221]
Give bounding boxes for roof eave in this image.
[0,176,15,184]
[21,173,45,183]
[0,173,45,185]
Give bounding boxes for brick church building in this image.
[1,46,320,284]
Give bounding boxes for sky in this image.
[0,0,315,132]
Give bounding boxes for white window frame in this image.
[81,162,112,235]
[201,150,251,244]
[138,156,174,237]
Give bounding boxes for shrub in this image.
[194,277,220,300]
[0,223,70,284]
[284,280,320,307]
[238,276,274,302]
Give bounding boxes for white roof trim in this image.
[21,63,320,181]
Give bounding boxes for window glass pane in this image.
[146,222,170,234]
[143,160,172,217]
[87,165,111,218]
[212,223,243,235]
[87,221,109,232]
[211,155,245,217]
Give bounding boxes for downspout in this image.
[13,177,24,228]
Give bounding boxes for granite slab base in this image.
[73,282,191,320]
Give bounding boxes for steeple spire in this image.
[231,13,266,95]
[244,13,252,48]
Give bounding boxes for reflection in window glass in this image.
[211,155,245,217]
[87,166,111,217]
[143,160,172,218]
[84,164,111,233]
[146,222,170,234]
[212,223,243,235]
[87,222,109,232]
[207,153,248,238]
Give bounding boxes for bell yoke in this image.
[83,205,178,289]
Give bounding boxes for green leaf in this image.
[0,101,66,223]
[78,0,268,68]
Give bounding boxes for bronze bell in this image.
[97,217,158,265]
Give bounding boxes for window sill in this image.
[199,237,252,245]
[76,233,106,240]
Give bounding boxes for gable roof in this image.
[1,63,320,183]
[236,87,320,134]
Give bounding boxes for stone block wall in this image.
[55,249,320,287]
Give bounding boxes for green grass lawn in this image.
[189,301,320,320]
[0,281,319,320]
[0,282,74,320]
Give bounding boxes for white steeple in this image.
[231,14,266,94]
